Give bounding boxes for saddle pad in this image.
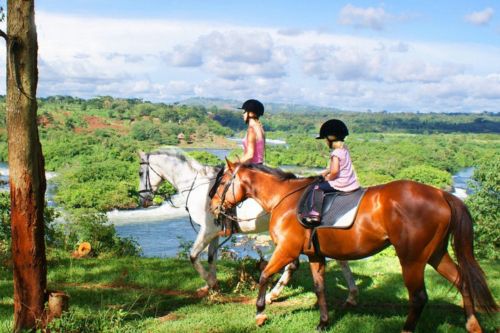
[320,188,366,228]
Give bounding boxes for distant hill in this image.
[177,97,500,115]
[176,97,345,114]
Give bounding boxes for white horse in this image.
[138,149,358,305]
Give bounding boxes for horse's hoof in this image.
[210,281,220,291]
[255,313,268,326]
[465,315,482,333]
[265,293,277,304]
[316,322,328,331]
[196,285,210,297]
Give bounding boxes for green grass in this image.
[0,255,498,332]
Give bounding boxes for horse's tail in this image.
[444,192,498,314]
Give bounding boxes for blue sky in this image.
[1,1,500,112]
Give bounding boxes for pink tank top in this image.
[242,135,265,164]
[328,146,360,191]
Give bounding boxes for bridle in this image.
[211,164,271,224]
[138,154,205,233]
[211,163,317,223]
[210,164,243,220]
[138,154,163,202]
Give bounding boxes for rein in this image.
[215,164,315,223]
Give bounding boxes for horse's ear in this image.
[225,157,234,171]
[138,151,146,160]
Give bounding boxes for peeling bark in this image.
[6,1,47,332]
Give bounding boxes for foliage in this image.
[396,164,452,189]
[0,192,9,242]
[466,156,500,259]
[52,209,142,257]
[176,237,194,259]
[0,192,59,258]
[186,150,223,166]
[44,308,145,333]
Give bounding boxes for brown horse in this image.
[210,161,497,332]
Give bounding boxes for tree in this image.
[466,156,500,259]
[2,1,47,331]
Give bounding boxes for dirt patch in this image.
[37,115,51,127]
[58,281,257,304]
[158,312,184,322]
[73,115,128,134]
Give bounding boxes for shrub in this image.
[0,192,59,251]
[396,164,452,189]
[466,156,499,259]
[54,209,142,257]
[187,150,223,166]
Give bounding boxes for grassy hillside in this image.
[0,254,498,332]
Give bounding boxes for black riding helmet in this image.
[316,119,349,141]
[239,99,264,118]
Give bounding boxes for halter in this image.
[213,164,242,218]
[139,154,203,233]
[138,154,163,202]
[212,164,269,224]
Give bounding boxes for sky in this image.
[1,1,500,112]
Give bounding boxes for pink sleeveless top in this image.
[328,146,360,191]
[242,135,265,164]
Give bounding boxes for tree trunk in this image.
[6,1,47,332]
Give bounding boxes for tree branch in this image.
[0,29,7,41]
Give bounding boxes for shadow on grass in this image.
[281,265,497,333]
[3,257,497,332]
[47,283,204,323]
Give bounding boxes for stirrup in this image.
[301,212,321,224]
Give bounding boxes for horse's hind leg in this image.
[309,255,329,331]
[429,252,482,333]
[401,262,428,333]
[337,260,359,307]
[265,258,300,304]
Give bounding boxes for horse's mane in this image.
[150,148,219,176]
[243,163,299,181]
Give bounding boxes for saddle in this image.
[298,184,366,229]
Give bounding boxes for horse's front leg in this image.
[256,248,296,326]
[207,236,220,290]
[336,260,358,307]
[309,255,329,331]
[189,227,219,296]
[266,258,300,304]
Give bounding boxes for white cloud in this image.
[338,4,392,30]
[387,60,465,83]
[167,45,203,67]
[465,8,494,26]
[166,30,289,80]
[0,10,499,113]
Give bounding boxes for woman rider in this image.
[218,99,265,236]
[238,99,265,164]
